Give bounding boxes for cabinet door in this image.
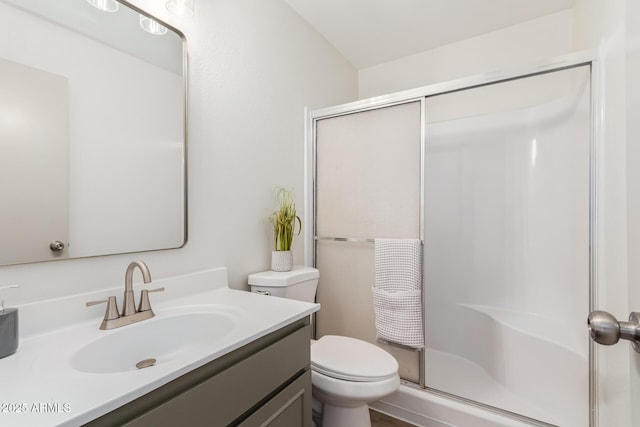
[238,370,312,427]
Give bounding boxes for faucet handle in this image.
[137,287,165,312]
[86,296,120,321]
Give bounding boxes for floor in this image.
[370,410,416,427]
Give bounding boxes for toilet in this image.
[248,266,400,427]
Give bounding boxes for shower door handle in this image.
[587,310,640,353]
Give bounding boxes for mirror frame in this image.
[0,0,189,266]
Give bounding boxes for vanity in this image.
[88,318,311,427]
[0,267,319,426]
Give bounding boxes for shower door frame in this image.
[305,50,601,426]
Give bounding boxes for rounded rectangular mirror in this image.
[0,0,187,266]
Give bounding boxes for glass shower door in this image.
[423,65,591,426]
[315,101,423,382]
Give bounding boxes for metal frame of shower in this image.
[304,50,600,426]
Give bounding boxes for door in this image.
[588,2,640,426]
[627,1,640,425]
[0,58,69,264]
[314,101,423,382]
[424,65,590,426]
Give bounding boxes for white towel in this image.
[374,238,422,291]
[373,238,424,349]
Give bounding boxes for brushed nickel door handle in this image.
[49,241,65,252]
[587,310,640,353]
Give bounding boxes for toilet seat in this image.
[311,335,398,382]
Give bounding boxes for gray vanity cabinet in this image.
[84,318,312,427]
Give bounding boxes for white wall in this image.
[0,0,357,305]
[358,10,574,99]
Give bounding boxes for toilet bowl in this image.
[248,267,400,427]
[311,335,400,427]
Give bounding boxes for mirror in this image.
[0,0,186,266]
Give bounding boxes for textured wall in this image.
[358,10,574,99]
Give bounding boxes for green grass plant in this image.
[269,187,301,251]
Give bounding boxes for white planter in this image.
[271,250,293,272]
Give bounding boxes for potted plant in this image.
[269,187,301,271]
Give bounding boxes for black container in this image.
[0,308,18,358]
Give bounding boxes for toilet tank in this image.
[248,266,319,302]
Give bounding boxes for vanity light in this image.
[86,0,119,13]
[166,0,194,18]
[139,14,168,35]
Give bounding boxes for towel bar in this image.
[316,236,424,244]
[315,236,375,243]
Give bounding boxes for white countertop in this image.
[0,267,319,426]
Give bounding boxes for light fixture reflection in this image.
[166,0,194,17]
[86,0,119,13]
[139,15,168,35]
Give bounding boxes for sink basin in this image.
[71,307,237,374]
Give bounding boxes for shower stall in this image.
[306,54,596,427]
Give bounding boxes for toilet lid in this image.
[311,335,399,382]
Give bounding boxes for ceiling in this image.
[284,0,575,69]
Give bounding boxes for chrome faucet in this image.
[86,260,164,330]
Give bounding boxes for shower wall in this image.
[313,62,592,426]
